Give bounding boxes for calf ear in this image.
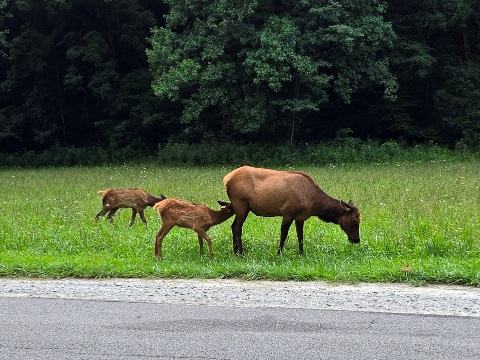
[218,200,233,210]
[341,200,352,211]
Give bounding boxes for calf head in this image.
[338,200,361,244]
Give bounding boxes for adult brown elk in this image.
[223,166,360,255]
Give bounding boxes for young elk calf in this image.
[153,199,234,260]
[95,188,166,226]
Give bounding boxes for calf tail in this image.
[98,189,110,197]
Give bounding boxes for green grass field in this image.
[1,161,479,285]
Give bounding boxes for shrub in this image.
[1,139,478,168]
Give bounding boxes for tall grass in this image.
[0,161,479,285]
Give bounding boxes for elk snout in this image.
[348,235,360,244]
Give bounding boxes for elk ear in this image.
[341,200,352,211]
[218,200,231,208]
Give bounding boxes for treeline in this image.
[0,138,475,168]
[1,0,480,156]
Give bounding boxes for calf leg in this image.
[138,209,148,226]
[106,208,119,223]
[197,234,204,255]
[196,229,213,257]
[278,217,294,254]
[155,224,174,260]
[295,220,305,255]
[95,208,108,221]
[129,209,138,226]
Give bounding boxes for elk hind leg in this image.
[138,209,148,226]
[129,209,141,226]
[95,208,108,221]
[231,208,249,255]
[295,220,305,255]
[107,208,119,223]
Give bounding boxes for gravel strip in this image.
[1,278,479,317]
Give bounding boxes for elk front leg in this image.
[196,229,213,257]
[155,224,173,260]
[295,220,305,255]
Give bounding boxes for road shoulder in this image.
[1,278,479,317]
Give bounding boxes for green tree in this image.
[432,1,480,148]
[0,0,70,151]
[435,64,480,150]
[147,0,397,143]
[0,0,8,57]
[0,0,164,153]
[384,0,480,146]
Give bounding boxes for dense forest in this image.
[1,0,479,156]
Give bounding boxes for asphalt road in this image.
[1,295,480,360]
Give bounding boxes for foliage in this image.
[0,0,8,58]
[0,0,169,153]
[147,0,397,142]
[0,139,476,168]
[0,1,480,156]
[384,0,480,145]
[435,62,480,150]
[0,162,479,285]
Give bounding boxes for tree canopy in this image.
[0,0,479,154]
[147,0,398,143]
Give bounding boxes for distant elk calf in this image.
[223,166,361,255]
[153,199,234,260]
[95,188,166,226]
